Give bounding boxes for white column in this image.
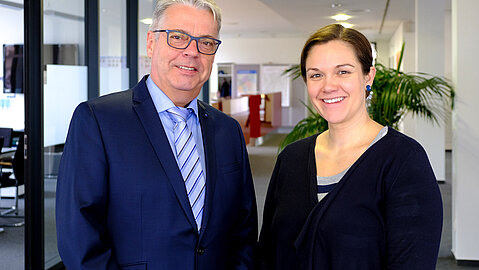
[451,0,479,262]
[407,0,446,181]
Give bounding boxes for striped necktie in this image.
[167,106,205,231]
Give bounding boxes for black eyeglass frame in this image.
[152,29,222,55]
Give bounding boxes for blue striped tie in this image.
[167,106,205,231]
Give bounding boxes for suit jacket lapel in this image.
[197,101,217,237]
[132,77,198,232]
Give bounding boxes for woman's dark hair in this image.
[300,24,373,81]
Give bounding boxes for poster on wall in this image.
[260,64,292,107]
[236,70,257,95]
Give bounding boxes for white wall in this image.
[389,23,405,69]
[444,10,452,150]
[215,36,306,64]
[390,22,416,135]
[411,0,446,181]
[374,39,390,67]
[210,35,308,127]
[451,0,479,261]
[210,35,306,95]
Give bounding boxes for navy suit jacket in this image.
[56,76,258,270]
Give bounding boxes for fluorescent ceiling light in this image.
[140,18,152,25]
[331,13,351,21]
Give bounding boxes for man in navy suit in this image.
[56,1,257,269]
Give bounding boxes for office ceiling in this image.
[217,0,417,41]
[0,0,449,42]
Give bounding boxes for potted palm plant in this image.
[279,43,454,151]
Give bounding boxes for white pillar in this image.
[451,0,479,262]
[406,0,446,181]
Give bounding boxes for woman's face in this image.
[305,40,375,127]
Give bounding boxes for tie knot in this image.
[167,106,191,123]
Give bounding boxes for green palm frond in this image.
[283,65,302,80]
[371,63,454,128]
[278,101,328,151]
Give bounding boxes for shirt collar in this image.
[146,76,200,122]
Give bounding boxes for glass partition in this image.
[100,0,128,95]
[43,0,86,268]
[139,0,154,79]
[0,1,24,270]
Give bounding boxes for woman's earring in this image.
[366,85,373,105]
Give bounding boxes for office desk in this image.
[1,147,16,159]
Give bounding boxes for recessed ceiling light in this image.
[140,18,152,25]
[331,3,342,9]
[332,13,352,21]
[339,22,354,28]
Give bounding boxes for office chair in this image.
[0,133,24,227]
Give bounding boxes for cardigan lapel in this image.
[197,101,217,238]
[294,134,361,266]
[132,77,198,233]
[303,128,392,225]
[294,130,391,262]
[301,134,372,231]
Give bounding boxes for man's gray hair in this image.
[150,0,222,34]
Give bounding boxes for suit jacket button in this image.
[196,247,205,255]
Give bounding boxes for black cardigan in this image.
[255,127,443,270]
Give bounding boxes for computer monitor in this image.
[0,128,13,147]
[3,43,79,94]
[3,44,23,94]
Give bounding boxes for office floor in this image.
[0,197,24,270]
[0,131,477,269]
[0,178,60,270]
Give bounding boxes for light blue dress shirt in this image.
[146,76,206,177]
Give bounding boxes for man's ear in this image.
[146,31,155,58]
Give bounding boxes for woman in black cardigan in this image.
[255,24,443,270]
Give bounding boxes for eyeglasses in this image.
[152,29,222,55]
